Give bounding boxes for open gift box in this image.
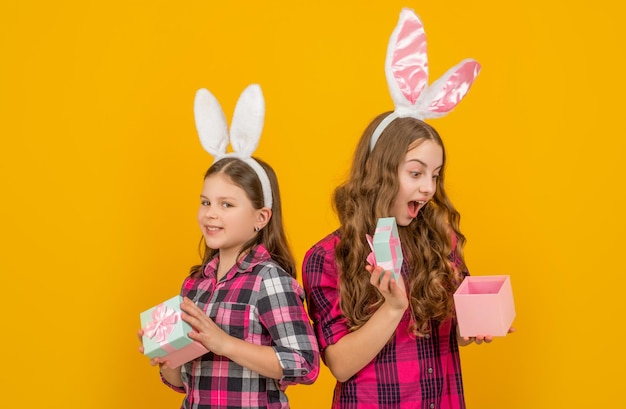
[368,217,403,281]
[140,295,208,368]
[453,275,516,337]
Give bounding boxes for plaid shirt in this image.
[303,231,466,409]
[163,244,320,409]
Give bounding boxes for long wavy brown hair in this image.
[334,112,467,335]
[189,157,296,279]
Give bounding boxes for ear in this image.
[230,84,265,157]
[194,88,229,157]
[418,59,481,118]
[255,207,272,229]
[385,8,429,114]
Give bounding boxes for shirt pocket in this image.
[214,302,251,341]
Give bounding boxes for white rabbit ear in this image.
[194,88,228,158]
[230,84,265,157]
[385,8,429,115]
[418,59,481,119]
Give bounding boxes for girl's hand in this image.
[366,265,409,312]
[180,297,233,356]
[149,356,174,368]
[137,329,175,368]
[137,329,145,354]
[458,327,515,346]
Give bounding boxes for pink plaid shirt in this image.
[162,245,320,409]
[303,231,466,409]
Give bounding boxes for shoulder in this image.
[302,230,340,287]
[253,259,299,288]
[254,259,293,280]
[303,230,340,263]
[253,260,303,295]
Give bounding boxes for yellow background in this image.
[1,1,624,407]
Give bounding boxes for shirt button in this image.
[424,334,430,339]
[300,370,308,375]
[430,403,435,409]
[428,367,433,374]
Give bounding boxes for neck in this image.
[216,248,244,280]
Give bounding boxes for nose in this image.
[418,177,436,194]
[200,204,217,220]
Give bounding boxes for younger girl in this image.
[302,9,506,408]
[141,84,319,409]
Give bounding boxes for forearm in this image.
[457,335,473,346]
[324,303,404,382]
[223,338,284,379]
[160,365,183,388]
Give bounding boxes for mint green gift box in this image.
[140,295,208,368]
[373,217,403,281]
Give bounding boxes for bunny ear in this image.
[418,59,481,119]
[370,8,481,151]
[194,88,228,157]
[230,84,265,157]
[385,8,429,114]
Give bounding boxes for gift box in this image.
[367,217,403,281]
[140,295,208,368]
[453,275,516,337]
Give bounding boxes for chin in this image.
[395,216,413,227]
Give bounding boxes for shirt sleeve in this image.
[159,371,185,393]
[257,265,320,387]
[301,239,350,356]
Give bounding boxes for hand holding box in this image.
[140,295,209,368]
[453,275,516,337]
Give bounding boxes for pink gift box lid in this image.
[453,275,516,337]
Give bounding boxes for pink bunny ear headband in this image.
[370,8,481,151]
[194,84,273,209]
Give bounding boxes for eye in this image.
[200,200,210,206]
[410,171,422,177]
[221,202,233,208]
[432,174,440,180]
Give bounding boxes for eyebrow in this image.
[199,194,237,201]
[406,159,443,170]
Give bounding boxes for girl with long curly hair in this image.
[301,9,508,408]
[303,114,482,408]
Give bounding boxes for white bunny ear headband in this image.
[194,84,273,209]
[370,8,481,151]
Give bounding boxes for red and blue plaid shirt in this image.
[163,244,320,409]
[303,231,466,409]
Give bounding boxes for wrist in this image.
[378,301,406,321]
[216,334,237,358]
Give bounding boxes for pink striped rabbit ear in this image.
[384,8,429,116]
[194,88,229,159]
[229,84,265,158]
[370,8,481,151]
[418,59,481,119]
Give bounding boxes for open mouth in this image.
[408,200,427,218]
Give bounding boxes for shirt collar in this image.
[203,244,271,278]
